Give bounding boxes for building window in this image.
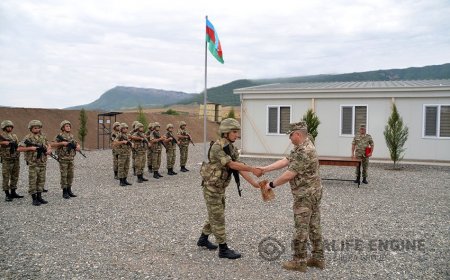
[267,105,291,134]
[423,105,450,138]
[340,105,367,136]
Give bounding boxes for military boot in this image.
[4,190,13,202]
[180,166,189,172]
[307,258,325,269]
[114,171,119,180]
[153,171,159,179]
[43,188,48,193]
[67,187,77,197]
[124,178,132,185]
[141,175,148,182]
[157,171,164,178]
[137,175,143,183]
[362,177,368,184]
[148,165,152,173]
[218,243,241,259]
[10,188,24,198]
[120,178,127,186]
[282,259,307,272]
[62,188,70,199]
[197,233,218,250]
[353,176,360,184]
[32,194,41,206]
[170,168,177,175]
[133,167,136,176]
[37,192,48,204]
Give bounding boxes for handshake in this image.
[248,166,275,202]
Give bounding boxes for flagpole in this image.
[203,15,208,162]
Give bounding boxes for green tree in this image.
[302,108,320,142]
[137,105,148,130]
[164,108,179,115]
[78,108,88,149]
[226,107,236,119]
[384,103,409,168]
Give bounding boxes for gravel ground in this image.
[1,143,449,280]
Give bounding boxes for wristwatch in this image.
[269,181,275,188]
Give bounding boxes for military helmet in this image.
[166,123,174,129]
[148,122,154,129]
[132,120,139,129]
[1,120,14,130]
[179,121,186,127]
[135,122,144,129]
[120,123,128,129]
[28,120,42,129]
[154,122,161,128]
[113,122,121,129]
[219,118,241,134]
[60,120,71,130]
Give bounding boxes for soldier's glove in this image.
[258,179,275,202]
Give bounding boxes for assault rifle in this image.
[182,132,195,146]
[56,135,87,158]
[24,139,59,162]
[0,135,18,155]
[167,132,178,146]
[223,144,241,197]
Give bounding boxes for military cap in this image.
[28,120,42,130]
[359,124,366,129]
[1,120,14,130]
[286,121,308,135]
[60,120,71,130]
[166,123,174,129]
[219,118,240,134]
[179,121,187,127]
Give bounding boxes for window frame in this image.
[339,104,369,137]
[422,104,450,139]
[266,105,292,135]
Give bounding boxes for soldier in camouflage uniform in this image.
[177,121,190,172]
[130,122,149,183]
[145,123,154,173]
[131,120,140,176]
[0,120,23,202]
[149,122,165,179]
[260,121,325,272]
[113,123,133,186]
[197,118,262,259]
[111,122,121,180]
[164,124,178,175]
[17,120,52,206]
[51,120,80,199]
[351,124,374,184]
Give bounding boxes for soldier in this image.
[111,122,121,180]
[130,122,149,183]
[145,122,154,174]
[197,118,262,259]
[149,122,165,179]
[177,121,191,172]
[0,120,23,202]
[17,120,52,206]
[51,120,80,199]
[351,124,374,184]
[113,123,133,186]
[259,121,325,272]
[131,120,140,176]
[164,124,178,175]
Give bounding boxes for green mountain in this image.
[182,63,450,106]
[67,86,193,111]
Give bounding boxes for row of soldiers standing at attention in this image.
[0,119,81,205]
[110,120,192,186]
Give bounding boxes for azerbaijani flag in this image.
[206,18,224,64]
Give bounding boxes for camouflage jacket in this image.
[352,133,374,157]
[150,130,163,151]
[287,138,322,196]
[0,132,20,159]
[110,130,120,150]
[54,132,77,161]
[20,133,49,164]
[114,132,131,155]
[165,131,177,150]
[131,131,147,152]
[177,128,190,146]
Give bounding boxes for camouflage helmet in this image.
[153,122,161,128]
[1,120,14,130]
[135,122,144,129]
[219,118,241,134]
[60,120,71,130]
[28,120,42,130]
[179,121,187,127]
[120,123,128,130]
[113,122,121,129]
[132,120,139,129]
[148,122,154,129]
[166,123,174,129]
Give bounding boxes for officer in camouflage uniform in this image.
[351,124,374,184]
[111,122,121,180]
[51,120,80,199]
[131,120,140,176]
[197,118,262,259]
[165,124,178,175]
[0,120,23,202]
[260,121,325,272]
[149,122,165,179]
[130,122,149,183]
[17,120,52,206]
[177,121,190,172]
[113,123,132,186]
[145,123,155,174]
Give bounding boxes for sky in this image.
[1,0,450,109]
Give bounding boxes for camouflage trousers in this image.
[201,187,226,244]
[292,187,324,260]
[118,152,130,178]
[146,148,153,168]
[28,163,47,194]
[151,150,162,171]
[2,158,20,190]
[355,156,369,178]
[112,149,119,172]
[134,149,146,175]
[132,149,137,169]
[166,148,176,169]
[59,159,74,189]
[179,145,188,166]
